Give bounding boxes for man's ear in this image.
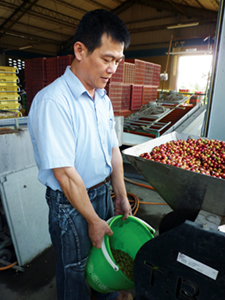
[74,42,85,61]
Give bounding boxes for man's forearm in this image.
[53,166,100,224]
[52,166,113,248]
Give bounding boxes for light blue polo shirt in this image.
[28,66,118,190]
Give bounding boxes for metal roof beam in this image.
[112,0,135,14]
[30,4,80,25]
[0,1,80,28]
[83,0,111,10]
[0,28,62,45]
[48,0,88,15]
[0,0,39,32]
[194,0,206,9]
[166,0,187,16]
[123,0,218,19]
[0,16,71,39]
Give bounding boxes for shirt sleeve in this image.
[30,98,75,170]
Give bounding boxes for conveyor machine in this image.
[123,131,225,300]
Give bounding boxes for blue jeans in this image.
[46,181,119,300]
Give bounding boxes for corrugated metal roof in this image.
[0,0,220,56]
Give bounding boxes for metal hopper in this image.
[123,131,225,217]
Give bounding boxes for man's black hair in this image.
[73,9,130,54]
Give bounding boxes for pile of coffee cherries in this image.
[140,138,225,179]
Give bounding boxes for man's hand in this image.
[114,197,132,220]
[88,219,113,249]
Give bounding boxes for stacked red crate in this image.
[105,83,109,95]
[144,62,154,85]
[25,57,47,110]
[131,84,143,110]
[142,85,158,106]
[190,92,203,105]
[25,55,160,116]
[134,59,146,85]
[152,64,161,86]
[123,62,135,84]
[121,84,131,110]
[125,59,146,84]
[57,55,74,77]
[25,57,46,82]
[45,57,58,84]
[107,82,122,112]
[25,55,75,113]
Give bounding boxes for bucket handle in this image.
[101,216,155,271]
[132,216,155,235]
[101,238,119,272]
[101,216,120,271]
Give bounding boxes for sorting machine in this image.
[123,132,225,300]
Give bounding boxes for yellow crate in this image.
[0,100,19,105]
[0,102,20,111]
[0,75,19,83]
[0,72,17,77]
[0,94,20,101]
[0,82,17,87]
[0,66,18,73]
[0,85,19,92]
[0,91,19,96]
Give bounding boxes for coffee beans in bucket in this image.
[111,248,134,281]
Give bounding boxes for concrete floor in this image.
[0,160,172,300]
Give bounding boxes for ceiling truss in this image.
[0,0,220,56]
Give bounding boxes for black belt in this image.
[88,175,111,190]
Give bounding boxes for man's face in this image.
[79,33,124,92]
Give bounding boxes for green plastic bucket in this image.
[85,215,155,293]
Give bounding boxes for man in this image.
[28,9,133,300]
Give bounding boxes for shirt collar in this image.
[64,66,106,100]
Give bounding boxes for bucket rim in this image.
[102,215,155,283]
[108,215,155,235]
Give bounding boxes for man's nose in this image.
[107,62,118,74]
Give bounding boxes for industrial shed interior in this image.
[1,0,225,299]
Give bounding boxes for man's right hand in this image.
[88,219,113,249]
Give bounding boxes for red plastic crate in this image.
[26,80,47,107]
[142,85,158,106]
[125,59,146,85]
[121,84,131,110]
[105,83,109,95]
[108,82,122,112]
[123,62,135,84]
[25,57,46,82]
[25,86,34,105]
[189,92,204,105]
[57,55,74,77]
[45,57,58,83]
[130,84,143,110]
[115,110,134,118]
[125,59,135,63]
[152,63,161,86]
[134,60,145,85]
[144,62,154,85]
